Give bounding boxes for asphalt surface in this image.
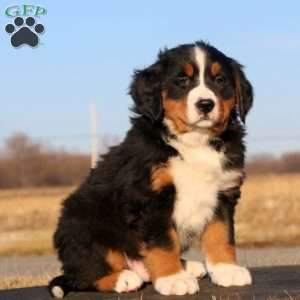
[1,266,300,300]
[1,247,300,278]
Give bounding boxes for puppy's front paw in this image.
[208,263,252,287]
[185,261,206,278]
[154,270,199,295]
[114,270,143,293]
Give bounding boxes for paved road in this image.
[1,247,300,278]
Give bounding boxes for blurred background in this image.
[0,0,300,290]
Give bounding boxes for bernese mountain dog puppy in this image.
[50,41,253,297]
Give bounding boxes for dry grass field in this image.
[236,173,300,246]
[0,174,300,257]
[0,187,71,256]
[0,276,51,290]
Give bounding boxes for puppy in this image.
[49,41,253,297]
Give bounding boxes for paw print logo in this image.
[5,17,45,48]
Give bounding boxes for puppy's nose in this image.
[195,99,215,114]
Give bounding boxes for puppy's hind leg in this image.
[95,249,143,293]
[95,270,143,293]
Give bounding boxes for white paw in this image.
[208,263,252,287]
[154,270,199,296]
[114,270,143,293]
[125,258,150,282]
[185,261,207,278]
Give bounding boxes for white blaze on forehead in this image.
[186,46,220,126]
[196,46,206,86]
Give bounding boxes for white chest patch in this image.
[167,132,241,249]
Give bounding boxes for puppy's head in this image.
[130,42,253,135]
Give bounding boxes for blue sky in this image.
[0,0,299,155]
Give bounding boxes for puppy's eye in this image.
[174,75,190,87]
[215,75,227,86]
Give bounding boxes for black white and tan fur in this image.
[49,41,253,297]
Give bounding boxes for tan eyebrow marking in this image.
[211,62,221,76]
[184,63,194,77]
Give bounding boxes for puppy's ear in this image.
[129,63,163,122]
[231,60,253,123]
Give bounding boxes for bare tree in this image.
[0,132,90,188]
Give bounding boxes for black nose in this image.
[195,99,215,114]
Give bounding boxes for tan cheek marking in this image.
[211,62,221,76]
[201,220,236,265]
[142,229,183,281]
[222,97,236,122]
[95,271,122,291]
[184,63,194,77]
[151,163,173,192]
[213,97,236,135]
[162,92,188,134]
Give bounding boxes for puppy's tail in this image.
[49,275,73,298]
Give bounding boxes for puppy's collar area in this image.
[163,130,226,163]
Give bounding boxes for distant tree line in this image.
[0,133,90,188]
[246,152,300,174]
[0,132,119,188]
[0,132,299,188]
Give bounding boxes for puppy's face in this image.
[130,42,253,136]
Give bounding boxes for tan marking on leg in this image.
[201,220,236,265]
[184,63,194,77]
[95,250,127,291]
[151,164,173,192]
[162,92,188,134]
[142,229,183,281]
[211,62,221,76]
[106,249,127,271]
[95,271,122,291]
